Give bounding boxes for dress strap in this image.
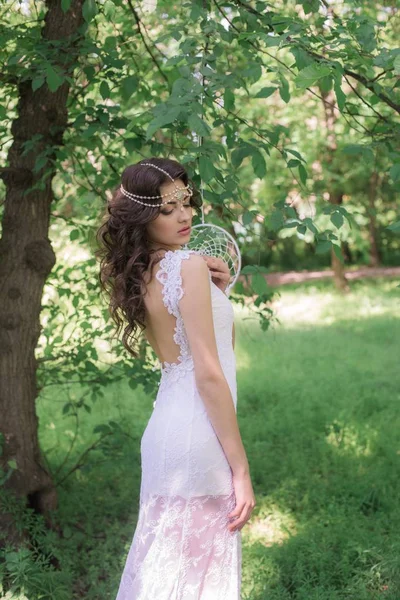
[155,249,197,318]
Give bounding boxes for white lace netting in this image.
[115,249,241,600]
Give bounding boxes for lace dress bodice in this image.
[155,249,237,399]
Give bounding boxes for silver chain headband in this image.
[119,162,193,207]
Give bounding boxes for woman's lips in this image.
[178,227,191,234]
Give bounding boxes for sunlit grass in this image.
[246,501,297,547]
[234,276,400,599]
[271,278,400,326]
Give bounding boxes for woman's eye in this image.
[161,204,191,215]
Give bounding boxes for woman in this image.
[96,157,255,599]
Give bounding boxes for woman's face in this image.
[146,178,193,251]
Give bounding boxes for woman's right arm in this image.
[178,255,251,478]
[179,254,256,532]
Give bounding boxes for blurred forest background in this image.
[0,0,399,598]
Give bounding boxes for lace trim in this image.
[115,492,242,600]
[155,250,197,379]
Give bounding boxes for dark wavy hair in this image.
[95,157,202,358]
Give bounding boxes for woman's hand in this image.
[201,255,231,293]
[227,470,256,533]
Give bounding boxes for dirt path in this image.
[264,266,400,287]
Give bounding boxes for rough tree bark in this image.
[0,0,85,541]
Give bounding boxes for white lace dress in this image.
[115,248,242,600]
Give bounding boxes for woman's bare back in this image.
[142,252,183,366]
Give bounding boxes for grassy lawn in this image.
[37,277,400,599]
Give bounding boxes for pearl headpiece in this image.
[119,162,193,207]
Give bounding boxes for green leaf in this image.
[242,61,262,83]
[241,265,260,275]
[251,149,267,178]
[231,145,252,168]
[61,0,72,12]
[70,229,80,241]
[342,144,364,155]
[394,55,400,76]
[334,75,346,111]
[32,77,45,92]
[243,210,255,226]
[315,240,332,254]
[279,74,290,103]
[93,424,112,435]
[83,65,96,81]
[263,34,282,47]
[100,81,110,100]
[121,76,139,101]
[252,273,269,295]
[255,87,277,99]
[82,0,98,22]
[300,0,320,14]
[269,210,284,231]
[287,159,300,168]
[199,156,216,182]
[387,220,400,232]
[295,63,331,89]
[63,403,72,414]
[85,360,98,372]
[342,144,374,164]
[104,35,117,50]
[286,148,303,161]
[7,459,17,470]
[286,206,297,219]
[298,163,308,184]
[304,218,318,235]
[7,55,23,66]
[124,137,141,153]
[355,21,376,53]
[187,113,211,137]
[224,87,235,110]
[331,212,344,229]
[46,66,64,92]
[389,163,400,183]
[290,47,313,71]
[319,75,332,94]
[33,156,48,173]
[145,108,180,140]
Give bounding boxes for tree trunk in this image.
[368,170,381,267]
[341,241,353,264]
[320,88,350,292]
[0,0,84,539]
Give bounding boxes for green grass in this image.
[35,277,400,599]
